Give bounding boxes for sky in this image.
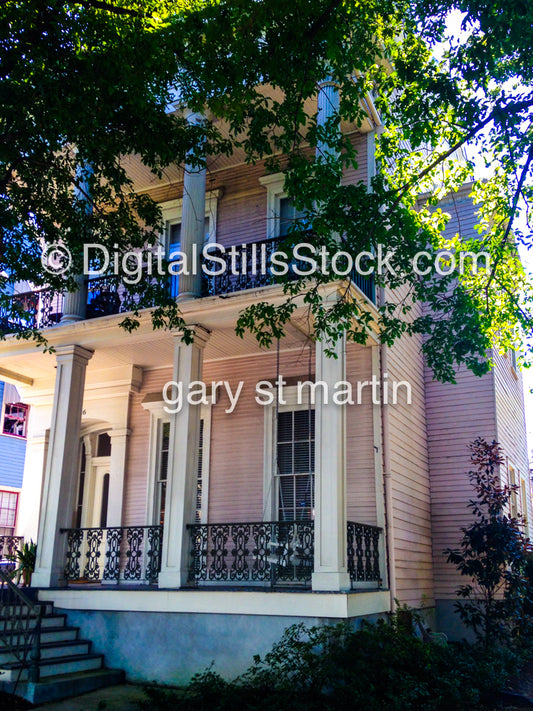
[439,12,533,468]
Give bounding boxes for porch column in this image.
[106,428,130,526]
[32,345,93,588]
[61,274,87,324]
[312,316,351,592]
[158,326,210,588]
[61,164,91,324]
[316,75,340,162]
[178,112,206,300]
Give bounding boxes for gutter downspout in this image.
[380,287,396,613]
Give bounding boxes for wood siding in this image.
[384,287,434,607]
[492,350,531,529]
[122,343,378,531]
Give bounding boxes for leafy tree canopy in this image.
[1,0,532,381]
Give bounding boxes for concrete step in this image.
[0,667,125,704]
[0,624,79,648]
[0,652,104,681]
[0,613,66,633]
[0,639,91,665]
[0,602,54,618]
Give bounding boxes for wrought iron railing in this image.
[0,289,64,331]
[60,525,163,585]
[0,568,42,683]
[187,520,382,590]
[202,237,376,302]
[347,521,382,587]
[186,520,315,587]
[0,536,24,573]
[202,238,282,296]
[1,237,375,334]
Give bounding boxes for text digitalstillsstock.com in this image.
[162,375,412,414]
[41,241,491,281]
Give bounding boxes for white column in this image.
[178,113,206,300]
[158,326,210,588]
[316,76,340,162]
[61,274,87,324]
[312,321,351,592]
[106,428,130,527]
[32,345,93,588]
[61,164,92,324]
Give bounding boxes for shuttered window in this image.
[276,409,314,521]
[195,419,205,523]
[158,418,206,527]
[157,422,170,527]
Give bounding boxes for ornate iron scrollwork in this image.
[124,527,144,581]
[230,524,250,581]
[146,526,163,583]
[251,523,272,581]
[84,528,103,580]
[64,529,83,580]
[103,528,123,581]
[209,524,229,581]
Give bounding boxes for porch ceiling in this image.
[0,289,314,388]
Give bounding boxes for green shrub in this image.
[139,620,528,711]
[445,439,533,647]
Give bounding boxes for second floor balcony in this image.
[0,236,375,333]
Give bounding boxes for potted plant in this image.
[9,540,37,587]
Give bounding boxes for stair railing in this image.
[0,568,41,683]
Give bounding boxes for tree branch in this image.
[75,0,143,18]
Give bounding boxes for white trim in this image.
[199,404,212,524]
[38,587,390,619]
[142,396,211,526]
[159,190,220,247]
[262,385,314,522]
[259,172,286,239]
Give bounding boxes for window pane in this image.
[277,411,293,442]
[293,442,311,473]
[277,442,292,475]
[0,491,18,528]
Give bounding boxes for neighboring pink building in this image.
[0,89,529,686]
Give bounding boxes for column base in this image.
[312,571,351,592]
[60,314,85,325]
[157,569,188,590]
[31,567,67,589]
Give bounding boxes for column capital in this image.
[171,325,211,349]
[317,76,341,90]
[109,428,131,439]
[55,344,94,365]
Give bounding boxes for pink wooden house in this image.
[0,83,530,688]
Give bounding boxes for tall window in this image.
[3,403,28,438]
[509,465,519,519]
[195,418,205,523]
[168,218,210,298]
[276,409,315,521]
[0,490,18,535]
[279,197,306,237]
[156,422,170,527]
[75,441,86,528]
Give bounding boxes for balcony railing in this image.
[347,521,381,585]
[0,536,24,574]
[1,237,375,333]
[187,520,382,589]
[60,526,163,585]
[203,237,375,302]
[187,520,315,587]
[59,521,381,589]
